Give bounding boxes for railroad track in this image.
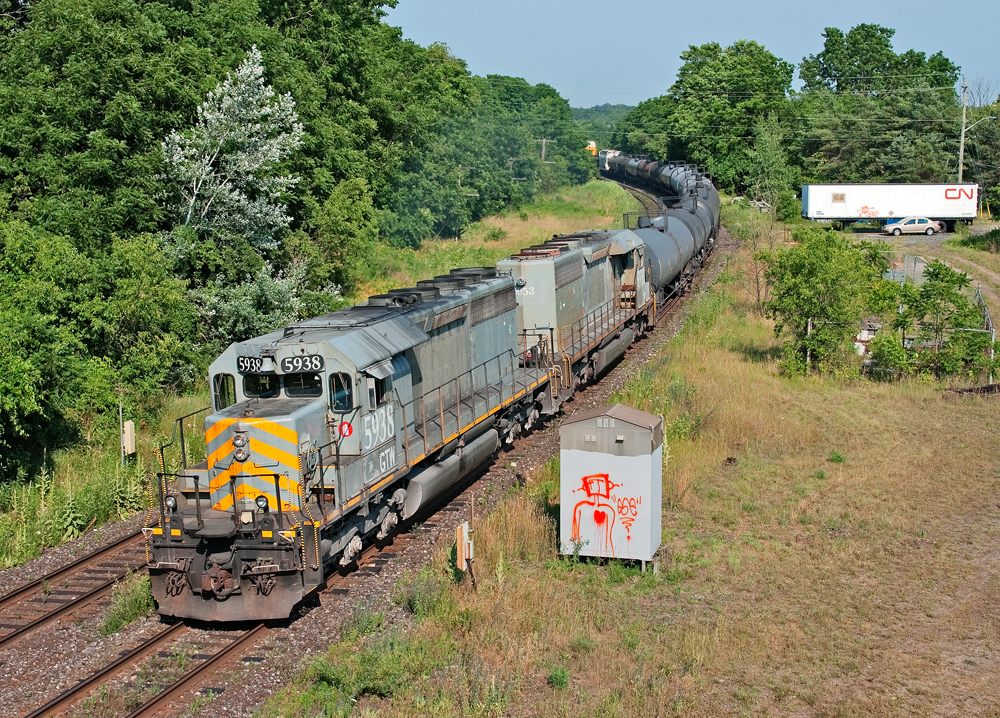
[0,529,149,652]
[601,176,663,215]
[17,518,425,718]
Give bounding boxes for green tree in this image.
[747,114,793,209]
[612,40,793,191]
[796,25,960,184]
[892,260,991,377]
[763,228,892,372]
[300,177,379,291]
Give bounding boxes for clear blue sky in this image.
[385,0,1000,108]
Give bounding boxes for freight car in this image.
[147,154,720,622]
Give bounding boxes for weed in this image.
[828,450,846,463]
[813,469,827,480]
[403,566,452,621]
[100,572,154,635]
[483,226,508,242]
[341,604,383,640]
[547,665,569,689]
[571,636,594,652]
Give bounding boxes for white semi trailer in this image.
[801,183,979,231]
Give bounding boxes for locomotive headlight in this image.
[164,495,178,511]
[234,448,250,462]
[255,495,269,511]
[233,433,248,448]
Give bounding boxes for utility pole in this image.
[534,139,556,163]
[959,76,968,182]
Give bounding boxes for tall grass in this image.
[101,572,155,634]
[352,181,639,299]
[0,391,209,568]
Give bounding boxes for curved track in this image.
[601,176,663,215]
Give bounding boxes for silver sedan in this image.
[886,217,944,236]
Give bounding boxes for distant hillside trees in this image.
[572,104,634,143]
[608,24,968,197]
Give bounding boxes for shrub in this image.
[484,226,508,242]
[868,331,910,380]
[547,665,570,689]
[775,190,800,222]
[403,566,452,621]
[958,227,1000,252]
[101,573,154,635]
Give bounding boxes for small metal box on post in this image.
[559,404,662,570]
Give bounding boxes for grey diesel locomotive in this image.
[147,155,719,622]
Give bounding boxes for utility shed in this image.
[559,404,662,563]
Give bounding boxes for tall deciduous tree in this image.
[797,24,960,184]
[612,40,793,191]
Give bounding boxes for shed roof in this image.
[561,403,662,432]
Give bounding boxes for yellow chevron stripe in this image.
[249,438,301,475]
[205,418,238,444]
[209,462,301,496]
[206,424,298,471]
[207,442,233,469]
[243,418,297,446]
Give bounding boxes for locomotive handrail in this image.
[396,348,526,465]
[158,406,211,473]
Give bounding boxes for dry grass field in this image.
[350,180,637,300]
[265,227,1000,718]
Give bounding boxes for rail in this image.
[558,295,641,365]
[0,538,148,650]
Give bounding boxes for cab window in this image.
[366,376,392,410]
[905,219,916,225]
[284,372,323,398]
[917,218,928,224]
[213,374,236,410]
[244,374,280,398]
[329,373,354,411]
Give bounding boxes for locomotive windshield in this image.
[285,372,323,397]
[213,373,236,410]
[244,374,280,398]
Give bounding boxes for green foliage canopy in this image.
[608,24,965,193]
[762,228,893,372]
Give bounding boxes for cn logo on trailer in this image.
[945,188,975,200]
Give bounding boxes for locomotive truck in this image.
[147,154,720,622]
